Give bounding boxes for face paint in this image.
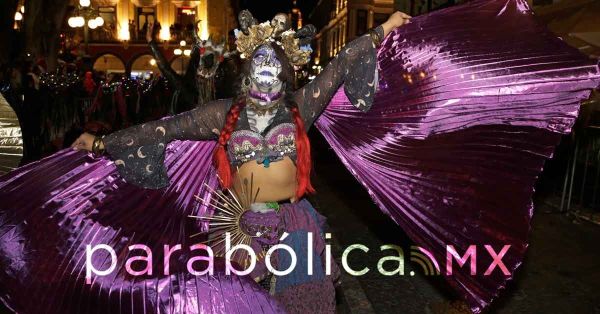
[250,45,282,88]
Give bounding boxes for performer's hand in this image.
[382,11,411,37]
[146,22,154,43]
[71,132,96,152]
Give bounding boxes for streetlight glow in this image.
[174,48,182,55]
[87,19,97,29]
[95,16,104,27]
[14,12,23,21]
[180,40,186,47]
[79,0,91,7]
[183,49,191,56]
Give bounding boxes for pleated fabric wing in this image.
[315,0,600,312]
[0,141,283,313]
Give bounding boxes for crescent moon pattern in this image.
[137,147,147,159]
[158,143,165,149]
[126,139,134,146]
[368,77,376,87]
[357,99,366,108]
[115,160,125,166]
[145,164,153,174]
[345,48,353,54]
[313,87,320,98]
[155,126,166,136]
[128,154,134,159]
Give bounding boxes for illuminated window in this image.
[92,6,117,41]
[177,7,197,31]
[136,6,156,41]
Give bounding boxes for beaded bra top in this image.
[227,123,296,167]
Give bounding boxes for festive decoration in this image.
[0,94,22,175]
[195,39,228,79]
[234,10,315,66]
[39,71,80,91]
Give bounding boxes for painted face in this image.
[250,45,282,88]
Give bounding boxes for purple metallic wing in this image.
[315,0,600,312]
[0,141,284,313]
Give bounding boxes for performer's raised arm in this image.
[71,99,230,188]
[293,11,410,128]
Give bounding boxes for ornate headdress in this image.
[190,23,229,79]
[195,38,229,79]
[234,10,316,66]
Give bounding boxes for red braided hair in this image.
[212,100,244,188]
[289,104,315,198]
[212,101,314,199]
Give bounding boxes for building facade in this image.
[308,0,573,76]
[310,0,395,69]
[66,0,236,76]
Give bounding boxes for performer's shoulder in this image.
[196,98,234,110]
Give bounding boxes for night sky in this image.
[238,0,320,24]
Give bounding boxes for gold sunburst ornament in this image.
[190,174,264,268]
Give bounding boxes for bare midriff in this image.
[232,156,297,204]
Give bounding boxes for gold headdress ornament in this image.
[234,10,316,67]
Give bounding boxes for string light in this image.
[39,72,80,91]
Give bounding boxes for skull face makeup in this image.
[250,44,282,89]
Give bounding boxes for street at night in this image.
[0,0,599,313]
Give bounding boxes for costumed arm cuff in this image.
[342,25,382,112]
[102,99,230,189]
[295,26,383,128]
[103,124,170,189]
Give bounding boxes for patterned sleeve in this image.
[293,25,383,129]
[102,99,231,188]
